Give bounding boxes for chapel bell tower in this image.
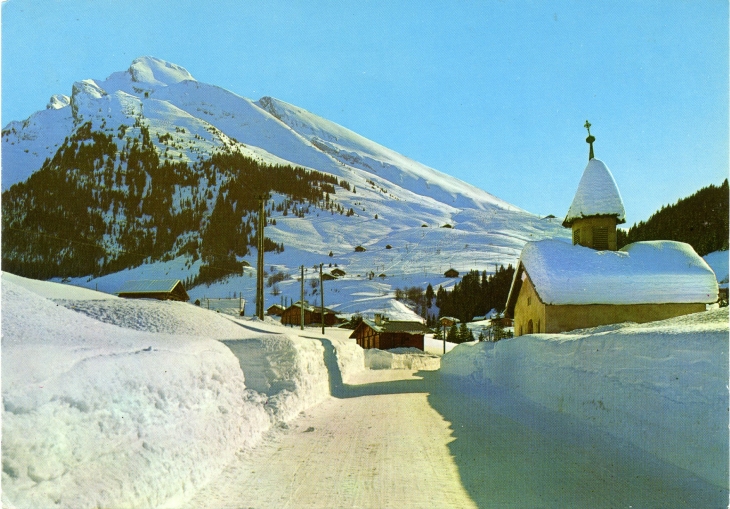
[562,122,626,251]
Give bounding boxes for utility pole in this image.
[256,196,265,319]
[320,263,325,335]
[300,265,305,330]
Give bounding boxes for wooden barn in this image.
[331,268,346,277]
[505,133,717,335]
[444,268,459,278]
[280,301,341,327]
[117,279,189,302]
[350,315,431,350]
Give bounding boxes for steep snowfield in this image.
[1,105,75,188]
[256,96,520,212]
[1,273,365,509]
[441,308,729,488]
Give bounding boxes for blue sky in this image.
[2,0,727,225]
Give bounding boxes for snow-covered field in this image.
[441,308,729,489]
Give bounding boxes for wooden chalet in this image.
[439,316,459,327]
[491,316,513,328]
[444,268,459,278]
[117,279,189,302]
[280,301,341,326]
[350,315,431,351]
[331,268,346,277]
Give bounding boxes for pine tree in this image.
[447,324,458,343]
[425,283,434,307]
[458,322,473,342]
[491,313,505,342]
[434,322,443,340]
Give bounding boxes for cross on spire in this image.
[584,120,595,160]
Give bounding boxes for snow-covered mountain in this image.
[2,56,569,317]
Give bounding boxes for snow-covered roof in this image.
[506,239,718,309]
[563,159,626,226]
[287,301,337,314]
[117,279,184,294]
[352,319,431,336]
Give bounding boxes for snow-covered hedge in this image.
[441,309,729,488]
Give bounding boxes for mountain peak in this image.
[47,94,70,110]
[127,56,195,87]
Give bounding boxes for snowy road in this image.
[183,369,476,509]
[184,368,721,509]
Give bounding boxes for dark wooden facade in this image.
[350,319,430,350]
[280,302,340,326]
[266,304,285,316]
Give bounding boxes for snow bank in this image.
[2,278,270,509]
[328,336,366,383]
[221,335,331,423]
[365,347,441,370]
[440,308,729,488]
[1,274,367,509]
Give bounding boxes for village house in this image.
[505,126,718,335]
[350,314,431,350]
[117,279,189,302]
[280,301,341,327]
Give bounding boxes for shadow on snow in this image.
[314,337,728,509]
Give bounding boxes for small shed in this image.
[331,268,346,277]
[350,315,431,350]
[322,273,337,281]
[266,304,286,316]
[444,268,459,278]
[117,279,189,302]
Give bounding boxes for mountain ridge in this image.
[2,56,569,318]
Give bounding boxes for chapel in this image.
[504,123,718,335]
